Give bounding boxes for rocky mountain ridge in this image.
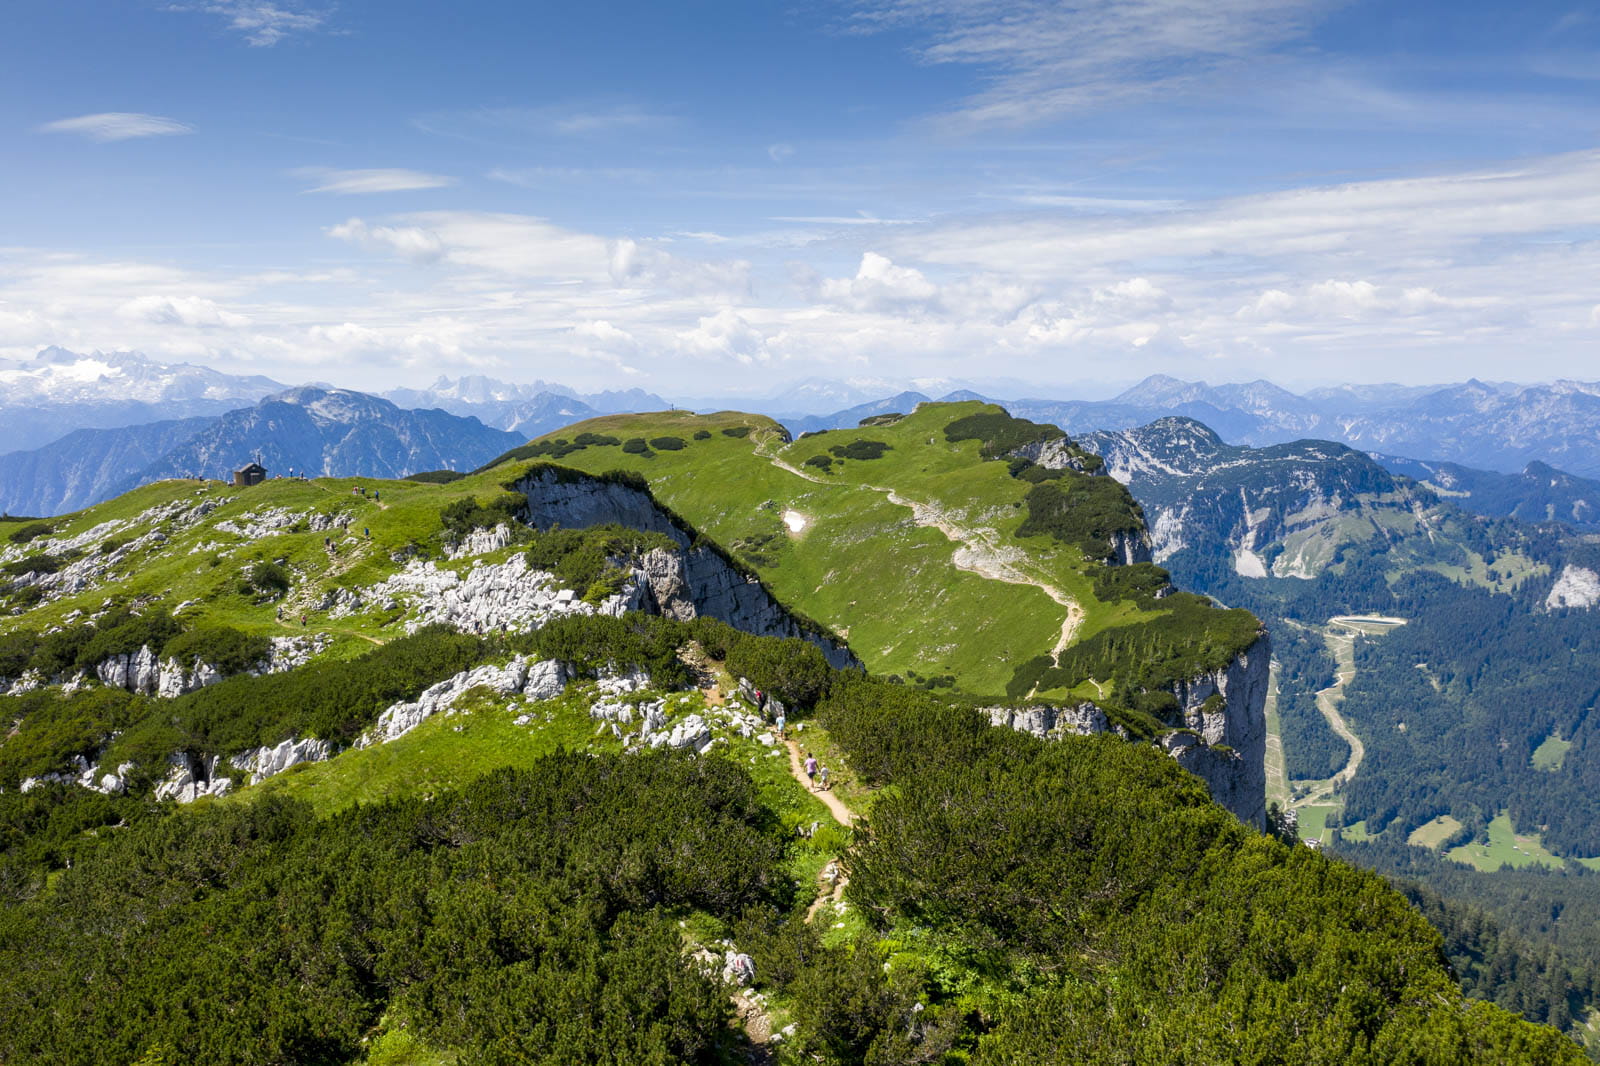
[0,387,522,516]
[0,347,286,457]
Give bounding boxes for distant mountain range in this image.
[1009,375,1600,479]
[1369,455,1600,531]
[0,347,287,456]
[0,388,520,517]
[383,376,670,436]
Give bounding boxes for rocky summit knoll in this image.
[519,402,1270,827]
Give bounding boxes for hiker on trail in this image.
[364,526,370,538]
[819,766,831,791]
[755,688,765,712]
[373,490,380,503]
[300,614,307,627]
[804,753,819,789]
[276,606,283,622]
[775,711,786,739]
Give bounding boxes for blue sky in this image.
[2,0,1598,395]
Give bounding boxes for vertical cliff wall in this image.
[512,468,859,669]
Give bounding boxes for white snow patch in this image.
[782,510,808,534]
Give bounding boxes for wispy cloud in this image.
[170,2,330,46]
[769,214,921,225]
[849,0,1329,128]
[414,103,676,144]
[295,168,457,194]
[38,113,194,142]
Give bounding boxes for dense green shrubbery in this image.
[1091,560,1173,605]
[473,433,622,471]
[514,613,691,690]
[649,435,686,451]
[693,429,712,440]
[803,454,834,472]
[75,607,182,670]
[5,522,53,545]
[241,560,291,600]
[0,612,269,692]
[1,552,72,577]
[0,687,145,790]
[944,410,1063,459]
[1019,594,1261,712]
[0,755,787,1065]
[524,523,678,602]
[817,677,1586,1065]
[828,440,891,461]
[1016,471,1147,561]
[0,787,162,904]
[161,626,272,675]
[404,468,465,483]
[721,425,751,438]
[439,493,524,539]
[622,437,651,455]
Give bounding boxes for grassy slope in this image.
[0,464,553,652]
[525,404,1162,699]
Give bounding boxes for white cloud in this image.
[328,219,447,264]
[768,143,796,162]
[571,320,638,352]
[850,0,1326,127]
[819,252,940,313]
[553,105,667,134]
[295,168,456,194]
[608,237,753,299]
[415,103,674,142]
[1093,277,1173,315]
[173,2,329,46]
[676,310,773,365]
[119,295,249,328]
[38,113,194,142]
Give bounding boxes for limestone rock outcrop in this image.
[358,655,572,747]
[231,737,333,784]
[979,634,1270,830]
[1547,565,1600,610]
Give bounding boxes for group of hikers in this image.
[752,687,831,792]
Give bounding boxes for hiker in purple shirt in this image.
[804,753,819,789]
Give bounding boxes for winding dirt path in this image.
[1296,627,1366,806]
[786,739,855,826]
[784,738,857,926]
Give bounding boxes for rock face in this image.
[979,634,1271,830]
[231,737,333,784]
[358,655,572,747]
[344,554,613,634]
[1547,565,1600,609]
[983,702,1115,738]
[448,523,513,559]
[1163,634,1271,830]
[152,753,232,804]
[92,634,325,698]
[513,468,859,668]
